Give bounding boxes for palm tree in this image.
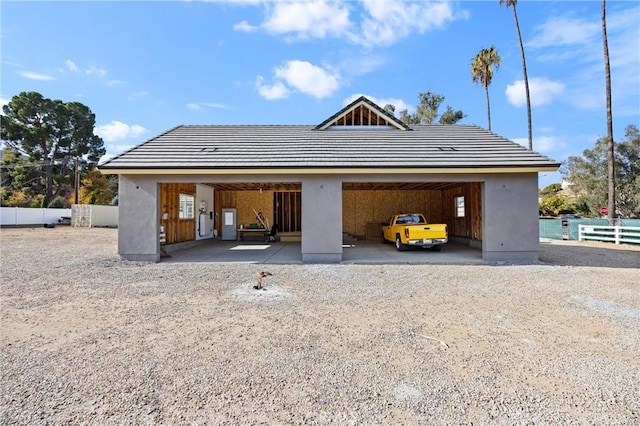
[471,46,502,131]
[500,0,532,150]
[602,0,615,223]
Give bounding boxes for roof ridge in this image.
[179,124,313,127]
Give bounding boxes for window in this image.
[455,196,465,218]
[179,194,195,219]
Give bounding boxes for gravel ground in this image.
[1,227,639,425]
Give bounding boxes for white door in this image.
[221,208,237,240]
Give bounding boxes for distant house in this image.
[561,179,574,190]
[99,96,559,263]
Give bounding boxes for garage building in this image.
[99,96,560,263]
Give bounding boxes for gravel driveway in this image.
[1,227,638,425]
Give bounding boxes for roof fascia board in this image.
[100,166,560,175]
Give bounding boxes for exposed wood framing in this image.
[316,102,406,129]
[342,189,444,240]
[160,183,196,244]
[441,182,482,241]
[172,181,482,245]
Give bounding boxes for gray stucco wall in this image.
[118,175,160,262]
[301,176,343,263]
[482,173,539,263]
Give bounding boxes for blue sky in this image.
[2,0,638,188]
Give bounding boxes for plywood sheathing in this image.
[236,191,274,230]
[342,189,444,240]
[442,182,482,241]
[159,183,196,244]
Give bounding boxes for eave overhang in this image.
[100,165,560,175]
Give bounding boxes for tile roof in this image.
[99,124,560,171]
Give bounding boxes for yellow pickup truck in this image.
[381,213,448,252]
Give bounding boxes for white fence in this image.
[578,224,640,245]
[1,207,72,226]
[1,205,118,228]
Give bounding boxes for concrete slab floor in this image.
[161,240,484,265]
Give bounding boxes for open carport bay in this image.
[161,239,483,264]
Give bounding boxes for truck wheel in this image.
[431,245,442,252]
[381,233,388,244]
[395,235,408,251]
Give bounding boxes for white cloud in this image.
[106,80,125,87]
[357,0,463,47]
[0,97,9,108]
[241,0,466,47]
[278,60,339,98]
[262,0,351,40]
[85,66,107,77]
[506,77,564,108]
[256,76,290,100]
[526,7,639,116]
[95,121,147,143]
[257,61,340,100]
[528,17,599,49]
[127,91,148,101]
[187,102,229,110]
[20,71,56,81]
[65,60,79,72]
[513,135,567,153]
[233,20,258,32]
[535,135,566,152]
[339,54,387,77]
[342,93,412,114]
[216,0,262,4]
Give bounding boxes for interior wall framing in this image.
[157,175,482,249]
[342,189,443,240]
[159,183,197,244]
[441,182,482,242]
[342,182,482,244]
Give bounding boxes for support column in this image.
[118,175,160,262]
[482,173,539,263]
[301,176,342,263]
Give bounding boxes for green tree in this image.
[1,91,105,206]
[602,0,615,223]
[538,183,578,216]
[561,125,639,218]
[439,106,465,125]
[78,169,115,205]
[471,46,502,131]
[614,125,639,217]
[0,147,44,206]
[539,183,561,199]
[539,195,572,217]
[500,0,532,150]
[396,91,465,125]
